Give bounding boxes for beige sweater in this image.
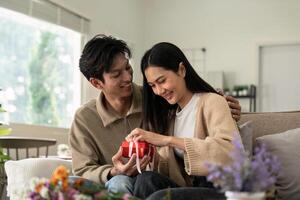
[157,92,240,186]
[69,84,142,184]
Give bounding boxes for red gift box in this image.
[121,141,154,159]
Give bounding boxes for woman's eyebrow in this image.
[148,75,164,84]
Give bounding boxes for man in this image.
[69,34,241,198]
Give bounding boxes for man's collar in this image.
[96,83,142,127]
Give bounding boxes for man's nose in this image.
[123,70,132,81]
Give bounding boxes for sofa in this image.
[3,111,300,199]
[238,111,300,143]
[237,111,300,200]
[4,158,72,200]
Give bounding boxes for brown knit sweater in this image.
[156,92,240,186]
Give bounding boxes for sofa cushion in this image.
[256,128,300,200]
[239,121,253,155]
[4,158,72,200]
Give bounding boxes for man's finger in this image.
[116,154,136,174]
[231,109,241,115]
[125,156,151,175]
[232,114,241,121]
[112,147,123,162]
[140,156,151,170]
[126,165,138,176]
[125,154,137,168]
[228,102,241,110]
[140,155,150,165]
[226,95,239,103]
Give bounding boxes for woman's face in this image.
[145,65,187,105]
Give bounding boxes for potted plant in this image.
[0,140,10,197]
[0,92,12,196]
[19,166,137,200]
[0,101,11,170]
[206,137,280,200]
[0,147,10,182]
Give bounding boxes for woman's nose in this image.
[156,86,165,96]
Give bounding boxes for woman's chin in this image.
[166,98,177,105]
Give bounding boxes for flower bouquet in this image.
[206,137,280,200]
[26,165,136,200]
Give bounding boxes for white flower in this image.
[74,194,93,200]
[57,143,71,157]
[29,177,40,191]
[40,186,50,199]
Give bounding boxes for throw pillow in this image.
[256,128,300,200]
[239,121,253,155]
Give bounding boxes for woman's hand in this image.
[126,128,171,147]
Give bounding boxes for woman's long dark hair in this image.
[141,42,218,134]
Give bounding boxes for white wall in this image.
[9,0,146,150]
[143,0,300,89]
[259,44,300,112]
[9,0,300,142]
[36,0,300,104]
[51,0,146,101]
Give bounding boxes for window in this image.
[0,7,82,128]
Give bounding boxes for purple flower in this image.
[206,136,280,192]
[58,192,65,200]
[28,191,40,200]
[94,190,108,199]
[123,193,132,200]
[66,188,79,199]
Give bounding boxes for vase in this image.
[225,191,265,200]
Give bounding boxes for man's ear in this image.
[89,78,104,90]
[178,62,186,78]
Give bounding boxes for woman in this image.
[126,42,242,194]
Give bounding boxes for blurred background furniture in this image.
[232,85,256,112]
[5,158,72,200]
[0,136,57,199]
[238,111,300,199]
[0,136,56,160]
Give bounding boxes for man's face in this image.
[100,53,133,99]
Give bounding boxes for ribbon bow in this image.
[122,141,155,174]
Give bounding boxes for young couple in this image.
[69,35,242,199]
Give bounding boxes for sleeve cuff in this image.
[184,138,208,175]
[100,166,113,183]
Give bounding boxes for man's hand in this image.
[109,147,151,177]
[225,95,241,122]
[217,89,241,122]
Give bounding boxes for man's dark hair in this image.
[79,34,131,82]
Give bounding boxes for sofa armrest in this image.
[4,158,72,200]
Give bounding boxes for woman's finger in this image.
[125,135,133,142]
[133,135,143,142]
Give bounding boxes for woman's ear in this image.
[89,78,104,90]
[178,62,186,78]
